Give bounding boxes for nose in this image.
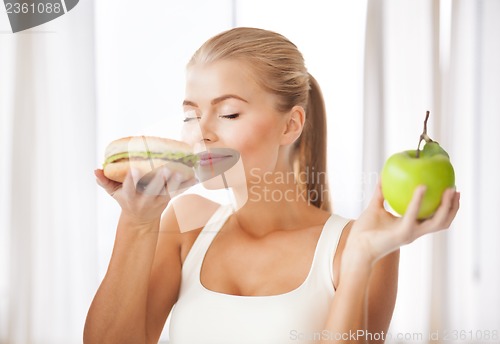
[198,115,218,143]
[181,115,218,148]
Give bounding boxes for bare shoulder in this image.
[161,194,222,263]
[332,218,354,289]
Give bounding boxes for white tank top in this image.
[169,205,351,344]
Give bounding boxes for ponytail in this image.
[294,74,330,212]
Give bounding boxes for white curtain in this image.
[0,1,98,343]
[364,0,439,337]
[445,0,500,332]
[363,0,500,341]
[1,1,499,343]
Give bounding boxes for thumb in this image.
[368,179,385,209]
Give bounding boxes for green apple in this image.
[381,111,455,219]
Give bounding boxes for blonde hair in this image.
[189,27,330,211]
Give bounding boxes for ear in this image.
[280,105,305,146]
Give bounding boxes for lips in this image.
[194,148,241,182]
[197,152,233,167]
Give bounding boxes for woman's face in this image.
[182,60,289,186]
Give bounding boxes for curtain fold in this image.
[446,0,500,332]
[363,0,500,341]
[0,1,99,343]
[363,0,435,338]
[7,34,38,344]
[362,0,385,208]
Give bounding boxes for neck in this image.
[227,170,329,237]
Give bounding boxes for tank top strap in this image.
[308,214,352,288]
[181,204,234,283]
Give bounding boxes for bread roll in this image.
[102,136,196,183]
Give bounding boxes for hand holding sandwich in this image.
[95,136,198,224]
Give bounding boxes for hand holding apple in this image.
[381,111,455,219]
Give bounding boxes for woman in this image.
[84,27,460,344]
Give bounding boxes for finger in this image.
[369,179,385,209]
[426,188,454,226]
[167,176,198,198]
[95,169,122,195]
[142,167,171,196]
[166,173,186,194]
[402,185,427,226]
[416,188,456,236]
[122,167,141,195]
[178,177,198,190]
[441,191,460,229]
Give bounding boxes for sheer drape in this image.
[445,0,500,332]
[0,1,98,343]
[363,0,500,340]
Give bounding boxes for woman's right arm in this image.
[83,168,191,344]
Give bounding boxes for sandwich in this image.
[102,136,198,183]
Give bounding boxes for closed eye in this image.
[183,117,200,122]
[219,113,239,120]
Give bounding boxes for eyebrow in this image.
[182,94,248,107]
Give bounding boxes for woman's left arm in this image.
[365,249,399,343]
[321,183,460,344]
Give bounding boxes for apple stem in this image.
[415,111,434,158]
